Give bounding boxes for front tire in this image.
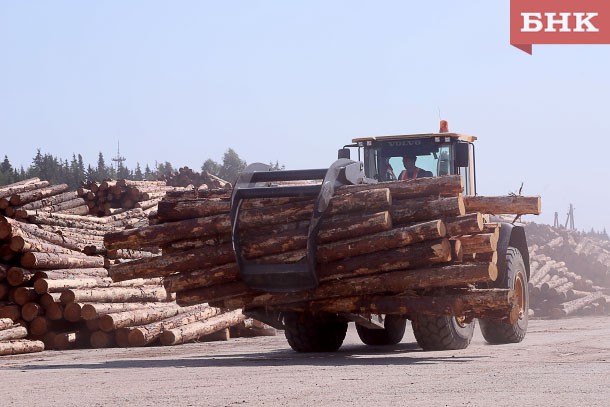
[479,247,529,344]
[411,314,475,351]
[356,315,407,346]
[283,312,348,352]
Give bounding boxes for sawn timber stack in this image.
[105,175,541,324]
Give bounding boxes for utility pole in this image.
[564,204,575,230]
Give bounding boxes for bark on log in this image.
[10,184,69,206]
[0,317,15,330]
[391,196,465,225]
[21,252,105,269]
[127,305,221,346]
[222,262,498,309]
[98,303,184,332]
[163,263,240,293]
[34,277,162,294]
[10,234,91,256]
[60,286,171,304]
[0,326,29,341]
[0,340,45,356]
[34,268,109,280]
[463,196,541,215]
[445,213,484,236]
[108,243,235,282]
[316,219,446,263]
[160,309,245,346]
[0,180,49,201]
[157,199,230,222]
[16,191,79,211]
[80,302,172,320]
[457,230,499,255]
[318,238,452,281]
[336,175,463,199]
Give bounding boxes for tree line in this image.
[0,148,280,189]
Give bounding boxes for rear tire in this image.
[283,312,348,352]
[411,314,475,351]
[479,247,529,344]
[356,315,407,346]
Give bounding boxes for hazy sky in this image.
[1,2,609,231]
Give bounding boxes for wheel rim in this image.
[515,272,526,320]
[455,315,468,328]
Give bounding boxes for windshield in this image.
[365,144,452,181]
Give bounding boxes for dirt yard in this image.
[1,316,609,407]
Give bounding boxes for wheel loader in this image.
[230,127,530,352]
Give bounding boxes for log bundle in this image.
[105,175,541,323]
[79,179,188,217]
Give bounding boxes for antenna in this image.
[112,140,126,170]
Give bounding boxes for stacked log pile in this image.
[0,318,44,356]
[0,178,88,219]
[161,166,232,190]
[80,179,188,217]
[525,223,610,317]
[1,177,261,354]
[105,175,541,324]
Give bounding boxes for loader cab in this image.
[347,133,477,196]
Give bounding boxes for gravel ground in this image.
[1,315,609,407]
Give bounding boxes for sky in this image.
[1,1,610,232]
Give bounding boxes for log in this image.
[21,252,105,269]
[80,302,172,320]
[316,220,446,263]
[60,286,171,304]
[39,293,62,308]
[115,328,131,347]
[16,191,79,211]
[160,309,246,346]
[45,302,64,320]
[445,213,484,236]
[6,267,36,287]
[0,178,41,194]
[21,302,44,321]
[549,292,604,318]
[272,289,517,323]
[163,263,240,293]
[336,175,463,199]
[127,305,221,346]
[0,283,8,301]
[90,331,115,348]
[106,249,157,260]
[318,238,452,281]
[391,196,465,225]
[12,287,39,305]
[0,317,15,330]
[0,325,29,341]
[109,243,235,282]
[463,196,541,215]
[0,340,45,356]
[10,233,91,256]
[457,231,499,255]
[157,199,230,222]
[53,331,87,350]
[221,262,498,309]
[10,184,70,206]
[0,263,6,281]
[0,304,21,321]
[98,303,184,332]
[34,268,109,280]
[34,277,162,294]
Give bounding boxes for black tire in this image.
[356,315,407,346]
[411,314,475,351]
[283,312,348,353]
[479,247,529,344]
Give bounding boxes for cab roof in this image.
[352,132,477,143]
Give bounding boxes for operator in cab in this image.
[398,153,433,180]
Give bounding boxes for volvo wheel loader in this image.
[230,127,530,352]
